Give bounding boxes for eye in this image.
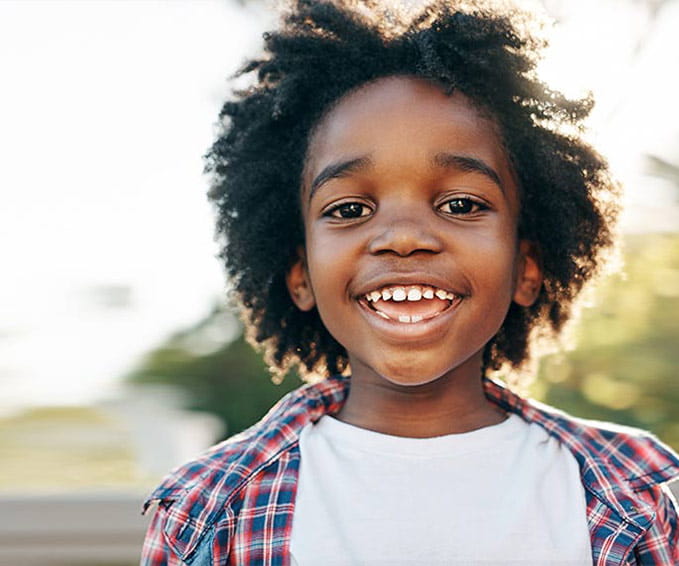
[437,197,488,216]
[325,201,372,219]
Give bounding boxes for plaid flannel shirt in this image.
[141,376,679,565]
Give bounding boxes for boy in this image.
[141,1,679,564]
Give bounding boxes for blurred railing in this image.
[0,493,150,566]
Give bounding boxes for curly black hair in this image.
[205,0,619,381]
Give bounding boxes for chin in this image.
[384,376,444,388]
[355,348,484,389]
[369,360,453,388]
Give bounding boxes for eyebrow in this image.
[433,152,504,193]
[308,156,373,202]
[307,152,504,202]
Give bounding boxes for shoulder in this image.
[525,397,679,488]
[484,377,679,487]
[140,376,349,564]
[142,375,350,511]
[141,378,348,566]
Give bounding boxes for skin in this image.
[287,76,542,438]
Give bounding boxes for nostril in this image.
[368,222,443,256]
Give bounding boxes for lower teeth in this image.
[386,313,423,323]
[371,303,451,323]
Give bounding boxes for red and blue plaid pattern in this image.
[141,376,679,565]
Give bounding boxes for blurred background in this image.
[0,0,678,564]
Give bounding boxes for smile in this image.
[360,284,461,324]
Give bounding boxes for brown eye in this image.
[327,202,371,219]
[438,197,486,215]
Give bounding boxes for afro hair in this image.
[205,0,620,382]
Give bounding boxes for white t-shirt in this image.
[290,414,591,566]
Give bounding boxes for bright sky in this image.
[0,0,271,410]
[0,0,677,412]
[536,0,679,232]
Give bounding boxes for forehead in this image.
[303,76,514,193]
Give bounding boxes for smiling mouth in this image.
[359,284,461,323]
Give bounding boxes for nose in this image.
[367,214,444,257]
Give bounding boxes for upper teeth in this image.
[392,289,406,301]
[365,285,456,303]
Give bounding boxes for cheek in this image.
[304,234,364,329]
[466,226,518,269]
[465,241,518,321]
[304,237,344,300]
[306,226,362,271]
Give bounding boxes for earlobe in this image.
[286,247,316,312]
[513,240,543,307]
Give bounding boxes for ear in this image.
[513,240,543,307]
[285,246,316,312]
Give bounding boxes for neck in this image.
[335,357,506,438]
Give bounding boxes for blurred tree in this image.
[126,304,301,439]
[533,233,679,450]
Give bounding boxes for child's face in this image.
[288,76,541,386]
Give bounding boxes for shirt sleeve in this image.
[659,484,679,562]
[140,502,185,566]
[634,483,679,564]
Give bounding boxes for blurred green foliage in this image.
[127,233,679,448]
[532,232,679,450]
[126,306,302,439]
